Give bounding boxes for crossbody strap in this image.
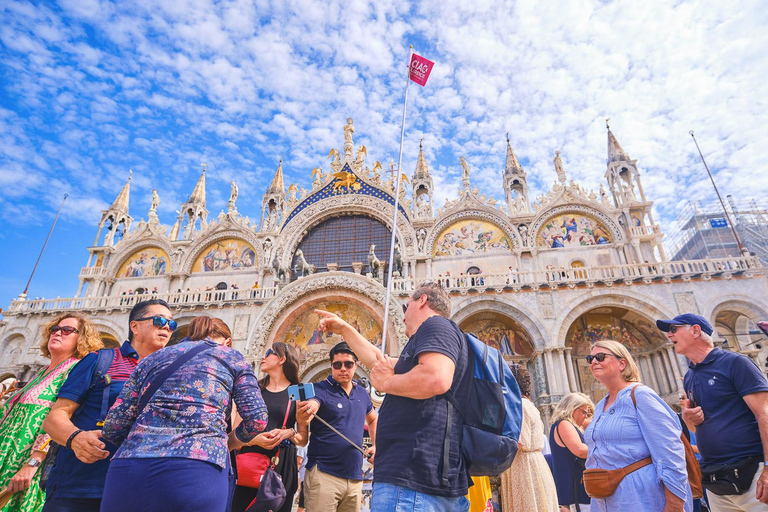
[271,400,293,468]
[137,341,216,416]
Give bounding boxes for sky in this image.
[1,0,767,310]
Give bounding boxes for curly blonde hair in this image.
[552,392,594,432]
[40,313,104,359]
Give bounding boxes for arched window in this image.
[571,260,586,280]
[292,215,392,279]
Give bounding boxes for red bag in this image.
[236,452,271,489]
[235,400,292,489]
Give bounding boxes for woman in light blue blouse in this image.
[100,316,268,512]
[584,339,691,512]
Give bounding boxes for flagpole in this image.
[380,45,413,358]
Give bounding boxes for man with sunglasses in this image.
[657,313,768,510]
[42,299,174,512]
[297,342,377,512]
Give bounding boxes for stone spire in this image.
[413,139,430,179]
[110,171,132,214]
[504,134,522,174]
[267,159,285,195]
[607,121,630,163]
[187,165,207,206]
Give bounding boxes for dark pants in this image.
[42,497,101,512]
[100,457,229,512]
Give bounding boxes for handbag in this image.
[246,468,287,512]
[701,457,761,496]
[630,385,703,499]
[583,457,653,498]
[236,398,292,489]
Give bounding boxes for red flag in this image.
[409,53,434,87]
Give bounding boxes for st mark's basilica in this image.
[2,118,767,421]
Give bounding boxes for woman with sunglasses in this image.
[99,314,268,512]
[584,340,691,512]
[0,313,102,512]
[231,342,307,512]
[549,392,594,512]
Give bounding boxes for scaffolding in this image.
[666,197,768,265]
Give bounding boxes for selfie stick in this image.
[313,413,369,459]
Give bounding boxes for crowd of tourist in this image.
[0,286,766,512]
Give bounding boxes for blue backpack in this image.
[443,332,523,478]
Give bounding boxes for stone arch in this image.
[428,210,520,257]
[452,297,548,353]
[276,194,418,267]
[91,318,125,345]
[245,273,407,362]
[530,204,623,250]
[182,229,264,275]
[705,296,768,352]
[0,332,28,367]
[555,292,682,404]
[107,242,173,279]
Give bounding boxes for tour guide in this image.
[315,282,472,511]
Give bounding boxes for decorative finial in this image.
[201,163,207,173]
[506,132,510,143]
[128,169,132,180]
[605,118,610,130]
[419,138,423,148]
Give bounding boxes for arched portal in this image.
[565,306,679,404]
[710,299,768,372]
[99,332,120,349]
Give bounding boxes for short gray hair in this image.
[411,282,451,317]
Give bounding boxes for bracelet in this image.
[290,428,298,438]
[66,429,84,450]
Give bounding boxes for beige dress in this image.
[501,397,559,512]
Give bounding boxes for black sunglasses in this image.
[332,361,356,370]
[402,303,408,314]
[135,316,177,331]
[668,324,690,334]
[50,325,80,335]
[586,352,620,364]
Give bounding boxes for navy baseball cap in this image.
[656,314,714,336]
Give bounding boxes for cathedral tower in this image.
[94,171,133,247]
[261,159,286,232]
[412,140,434,219]
[172,166,208,240]
[503,135,529,215]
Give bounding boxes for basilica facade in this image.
[2,119,767,420]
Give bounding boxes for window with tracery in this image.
[292,215,392,279]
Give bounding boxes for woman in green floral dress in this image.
[0,313,103,512]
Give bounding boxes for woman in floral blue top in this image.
[100,316,268,512]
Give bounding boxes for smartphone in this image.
[287,382,315,402]
[14,381,28,389]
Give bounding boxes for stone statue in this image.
[295,249,313,277]
[393,244,403,275]
[416,195,431,217]
[150,190,160,212]
[227,181,238,212]
[512,192,526,214]
[367,244,381,278]
[344,118,355,145]
[417,228,427,252]
[518,224,529,246]
[554,151,566,183]
[262,238,273,262]
[459,156,470,188]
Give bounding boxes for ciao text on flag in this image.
[409,53,434,87]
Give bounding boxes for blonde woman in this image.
[584,340,691,512]
[549,392,594,512]
[0,313,102,512]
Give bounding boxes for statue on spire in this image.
[228,181,239,213]
[460,156,471,189]
[343,117,355,159]
[554,151,566,183]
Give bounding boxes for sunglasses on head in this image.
[135,316,177,331]
[50,325,79,335]
[332,361,356,370]
[668,324,690,334]
[586,352,619,364]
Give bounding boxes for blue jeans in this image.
[372,483,470,512]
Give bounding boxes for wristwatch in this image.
[27,458,42,468]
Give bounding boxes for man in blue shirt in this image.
[298,342,377,512]
[657,313,768,510]
[41,299,175,512]
[315,282,471,512]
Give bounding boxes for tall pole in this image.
[689,131,746,255]
[21,194,68,298]
[380,46,413,358]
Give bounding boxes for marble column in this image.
[426,259,432,278]
[665,346,683,384]
[75,279,85,298]
[641,355,660,394]
[555,349,570,393]
[543,350,558,394]
[564,348,578,392]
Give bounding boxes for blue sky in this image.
[1,0,767,310]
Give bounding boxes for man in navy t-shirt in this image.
[42,299,174,512]
[316,282,471,511]
[657,313,768,510]
[297,342,377,512]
